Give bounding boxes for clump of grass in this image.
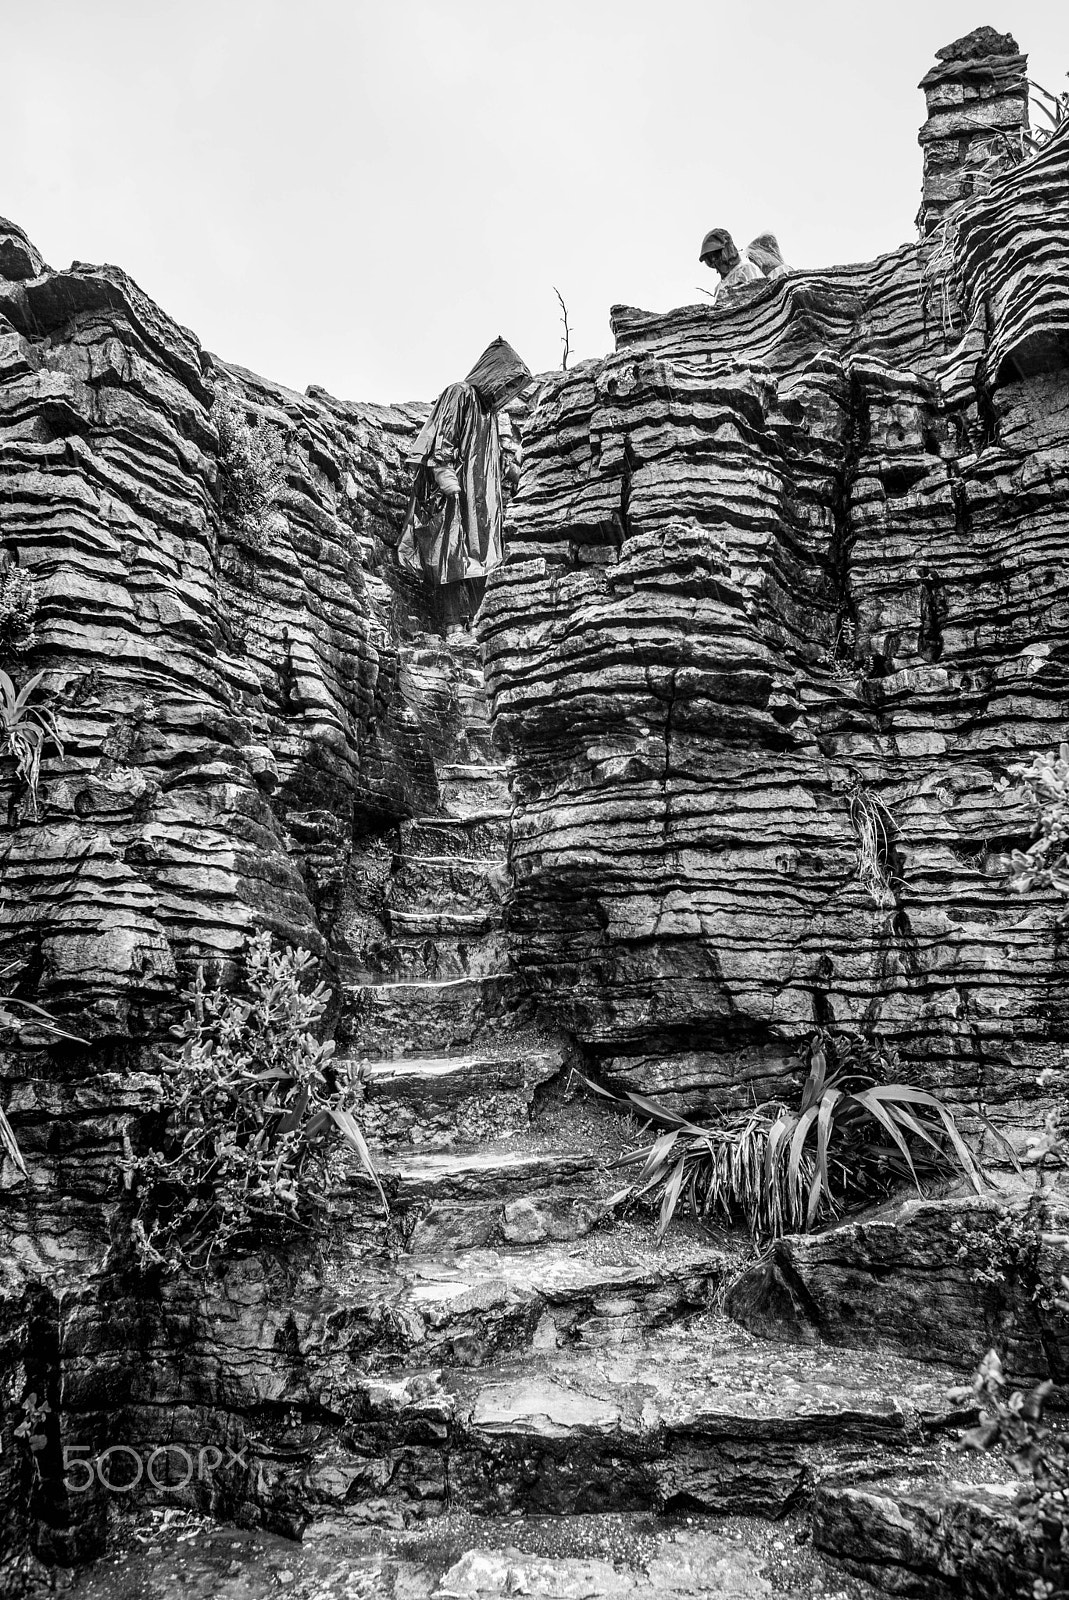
[585,1030,991,1242]
[212,391,288,553]
[848,782,898,907]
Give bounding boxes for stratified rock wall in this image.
[481,119,1069,1134]
[0,222,430,1036]
[916,26,1029,235]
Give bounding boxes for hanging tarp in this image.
[399,337,531,587]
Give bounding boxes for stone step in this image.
[388,852,506,914]
[386,907,500,939]
[351,1044,564,1148]
[401,814,510,860]
[393,1229,728,1366]
[348,1130,621,1253]
[385,1144,603,1205]
[354,933,510,986]
[76,1507,860,1599]
[438,762,508,780]
[340,972,530,1058]
[320,1321,975,1524]
[437,774,511,816]
[355,1045,564,1102]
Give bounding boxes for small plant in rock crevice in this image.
[212,391,288,554]
[0,669,63,821]
[1006,740,1069,1175]
[0,956,83,1178]
[131,931,385,1271]
[950,1197,1066,1313]
[1011,741,1069,906]
[584,1029,988,1242]
[0,565,39,657]
[847,782,899,908]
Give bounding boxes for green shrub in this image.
[212,391,287,553]
[585,1029,987,1240]
[132,932,385,1270]
[0,566,38,656]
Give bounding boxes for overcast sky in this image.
[3,1,1065,404]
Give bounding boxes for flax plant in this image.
[585,1033,990,1242]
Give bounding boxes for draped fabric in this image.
[720,254,765,289]
[399,338,531,588]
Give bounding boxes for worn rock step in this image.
[378,1139,617,1255]
[438,762,508,781]
[438,780,511,818]
[353,1045,564,1149]
[74,1506,852,1598]
[355,1047,565,1103]
[323,1322,975,1523]
[388,853,506,913]
[340,973,531,1057]
[386,906,500,938]
[384,1143,602,1205]
[423,1540,771,1599]
[400,814,510,860]
[356,933,510,986]
[395,1232,728,1365]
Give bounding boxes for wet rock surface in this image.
[2,29,1068,1600]
[63,1506,878,1600]
[727,1179,1069,1388]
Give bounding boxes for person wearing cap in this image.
[699,229,788,294]
[398,337,532,634]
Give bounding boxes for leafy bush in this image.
[212,391,287,553]
[953,1348,1069,1598]
[132,932,385,1270]
[1011,741,1069,902]
[0,566,38,656]
[0,669,62,819]
[585,1030,987,1241]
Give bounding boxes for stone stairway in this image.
[302,629,994,1595]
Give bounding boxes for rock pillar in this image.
[916,25,1028,235]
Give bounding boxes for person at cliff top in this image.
[398,336,532,634]
[699,228,788,291]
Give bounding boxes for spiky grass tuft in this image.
[585,1032,996,1242]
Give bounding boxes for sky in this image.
[2,0,1065,405]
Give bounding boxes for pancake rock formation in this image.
[0,24,1068,1600]
[482,32,1069,1142]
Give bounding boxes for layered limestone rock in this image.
[480,113,1069,1141]
[0,222,434,1034]
[0,219,440,1563]
[916,26,1029,234]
